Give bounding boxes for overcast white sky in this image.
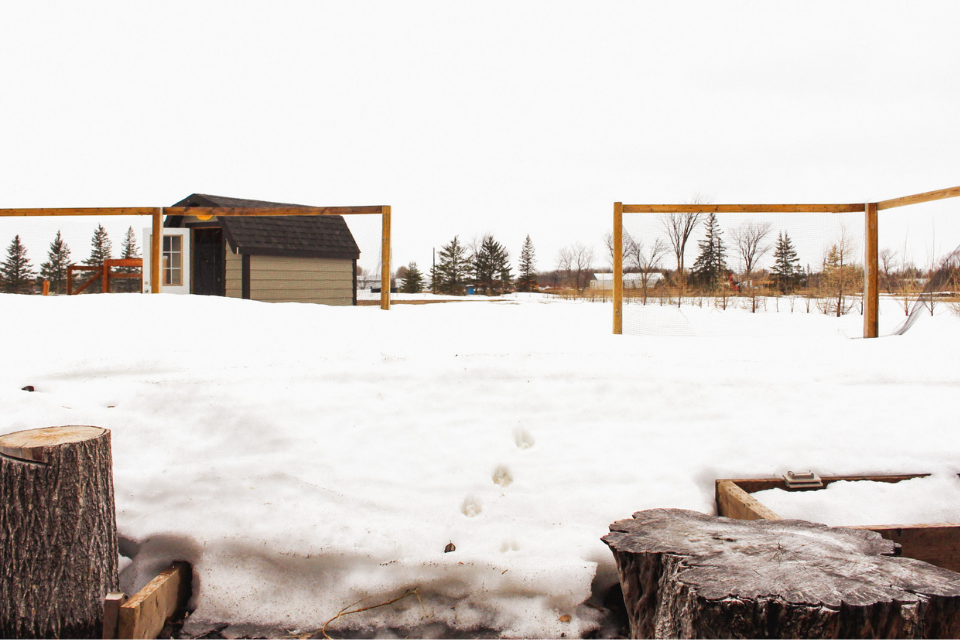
[1,1,959,274]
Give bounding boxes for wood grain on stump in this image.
[0,426,119,639]
[602,509,960,639]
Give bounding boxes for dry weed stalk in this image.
[312,588,424,639]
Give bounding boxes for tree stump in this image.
[602,508,960,639]
[0,426,119,638]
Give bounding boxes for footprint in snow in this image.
[492,465,513,487]
[461,495,482,517]
[513,428,534,450]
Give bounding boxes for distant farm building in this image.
[591,272,663,290]
[145,194,361,305]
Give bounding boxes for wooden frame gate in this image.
[613,185,960,338]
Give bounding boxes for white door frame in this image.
[142,227,191,294]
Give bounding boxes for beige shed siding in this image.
[225,248,242,298]
[249,255,354,305]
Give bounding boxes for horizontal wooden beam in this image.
[0,205,386,217]
[165,205,386,217]
[622,204,866,214]
[0,207,159,217]
[876,185,960,211]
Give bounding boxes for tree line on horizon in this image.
[394,235,539,295]
[0,226,140,295]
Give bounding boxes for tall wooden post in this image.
[381,205,391,310]
[613,202,624,334]
[0,426,119,638]
[151,208,162,294]
[864,202,879,338]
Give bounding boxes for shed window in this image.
[163,235,183,286]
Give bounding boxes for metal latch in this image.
[783,470,823,490]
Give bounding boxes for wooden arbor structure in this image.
[613,185,960,338]
[0,204,393,309]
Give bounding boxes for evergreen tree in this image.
[1,235,37,294]
[517,235,538,292]
[471,235,511,295]
[83,224,113,293]
[40,230,72,294]
[400,262,424,294]
[85,224,113,265]
[691,213,728,289]
[435,236,470,294]
[116,226,141,292]
[771,231,800,293]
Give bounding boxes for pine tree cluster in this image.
[1,225,141,295]
[429,234,532,295]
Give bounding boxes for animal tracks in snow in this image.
[461,495,482,517]
[492,464,513,487]
[513,428,534,450]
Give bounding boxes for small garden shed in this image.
[155,194,361,305]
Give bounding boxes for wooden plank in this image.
[102,592,126,639]
[117,562,190,640]
[0,207,158,217]
[876,185,960,211]
[851,524,960,573]
[164,205,385,217]
[613,202,623,335]
[380,205,391,310]
[622,203,866,214]
[72,271,102,295]
[0,206,386,217]
[864,202,879,338]
[715,480,781,521]
[151,210,161,294]
[722,474,928,495]
[716,475,960,573]
[104,259,143,268]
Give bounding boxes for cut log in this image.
[0,426,119,638]
[602,508,960,639]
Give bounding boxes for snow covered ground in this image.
[754,474,960,527]
[1,292,958,637]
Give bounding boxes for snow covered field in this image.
[1,293,958,637]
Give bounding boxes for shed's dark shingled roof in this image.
[166,194,360,260]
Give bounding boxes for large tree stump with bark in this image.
[602,508,960,639]
[0,426,119,638]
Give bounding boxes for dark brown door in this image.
[192,228,225,295]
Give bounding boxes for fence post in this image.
[381,205,391,310]
[864,202,879,338]
[613,202,624,334]
[151,208,162,294]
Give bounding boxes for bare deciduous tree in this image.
[557,242,596,294]
[819,222,860,317]
[879,247,898,294]
[626,235,668,304]
[731,221,773,284]
[603,231,631,272]
[660,194,709,296]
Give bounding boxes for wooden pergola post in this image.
[151,208,162,294]
[613,202,623,334]
[864,202,879,338]
[381,205,391,310]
